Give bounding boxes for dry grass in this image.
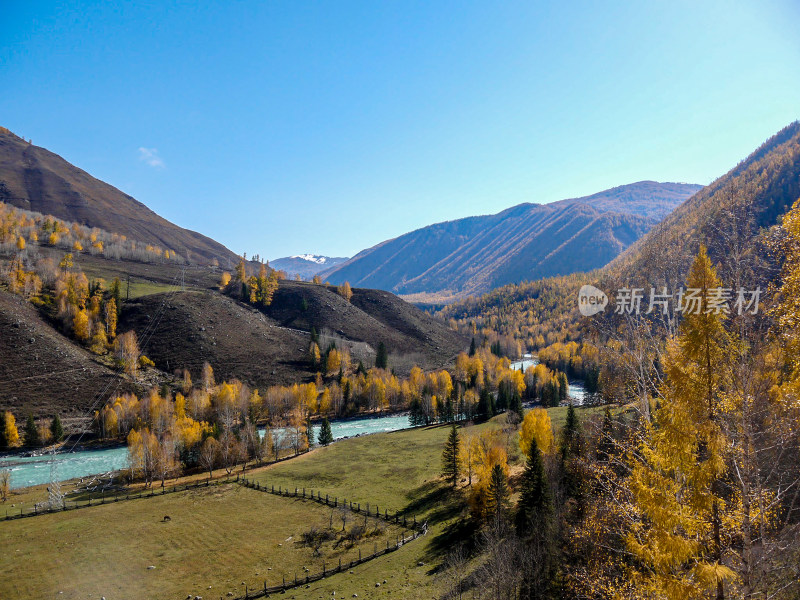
[0,482,403,600]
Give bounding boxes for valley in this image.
[2,82,799,600]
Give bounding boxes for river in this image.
[2,358,587,490]
[509,354,588,405]
[0,413,413,490]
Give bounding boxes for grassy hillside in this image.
[0,482,404,600]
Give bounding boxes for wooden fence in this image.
[235,477,427,599]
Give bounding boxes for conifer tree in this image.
[596,406,614,462]
[50,414,64,443]
[486,464,510,525]
[516,437,552,534]
[441,424,461,488]
[510,393,524,421]
[375,341,388,370]
[24,414,40,447]
[317,418,334,446]
[560,403,580,461]
[560,403,584,513]
[469,337,476,357]
[476,387,494,422]
[516,436,556,599]
[558,372,569,403]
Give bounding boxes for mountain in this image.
[118,280,466,394]
[322,181,702,303]
[610,121,800,286]
[0,127,238,265]
[439,122,800,348]
[270,254,349,280]
[0,288,137,420]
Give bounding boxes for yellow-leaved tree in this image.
[626,246,736,599]
[519,408,554,457]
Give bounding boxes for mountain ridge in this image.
[0,127,239,265]
[323,181,702,302]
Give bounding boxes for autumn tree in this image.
[114,330,140,376]
[199,436,218,478]
[337,281,353,301]
[0,412,20,449]
[441,424,461,488]
[0,470,9,502]
[104,298,117,338]
[519,408,554,457]
[627,246,735,599]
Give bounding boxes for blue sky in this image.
[2,1,799,259]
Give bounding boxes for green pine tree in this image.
[516,437,557,600]
[486,464,510,525]
[375,341,388,370]
[50,414,64,443]
[596,406,615,462]
[511,393,524,421]
[317,418,334,446]
[111,277,122,315]
[477,387,494,422]
[441,424,461,488]
[468,337,476,357]
[558,372,569,404]
[24,414,40,447]
[516,437,552,534]
[560,403,583,510]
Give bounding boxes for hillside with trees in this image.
[0,127,238,265]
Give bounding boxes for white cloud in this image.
[138,147,165,169]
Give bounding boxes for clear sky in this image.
[2,1,799,260]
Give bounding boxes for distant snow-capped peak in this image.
[290,254,329,264]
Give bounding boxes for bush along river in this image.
[2,357,587,490]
